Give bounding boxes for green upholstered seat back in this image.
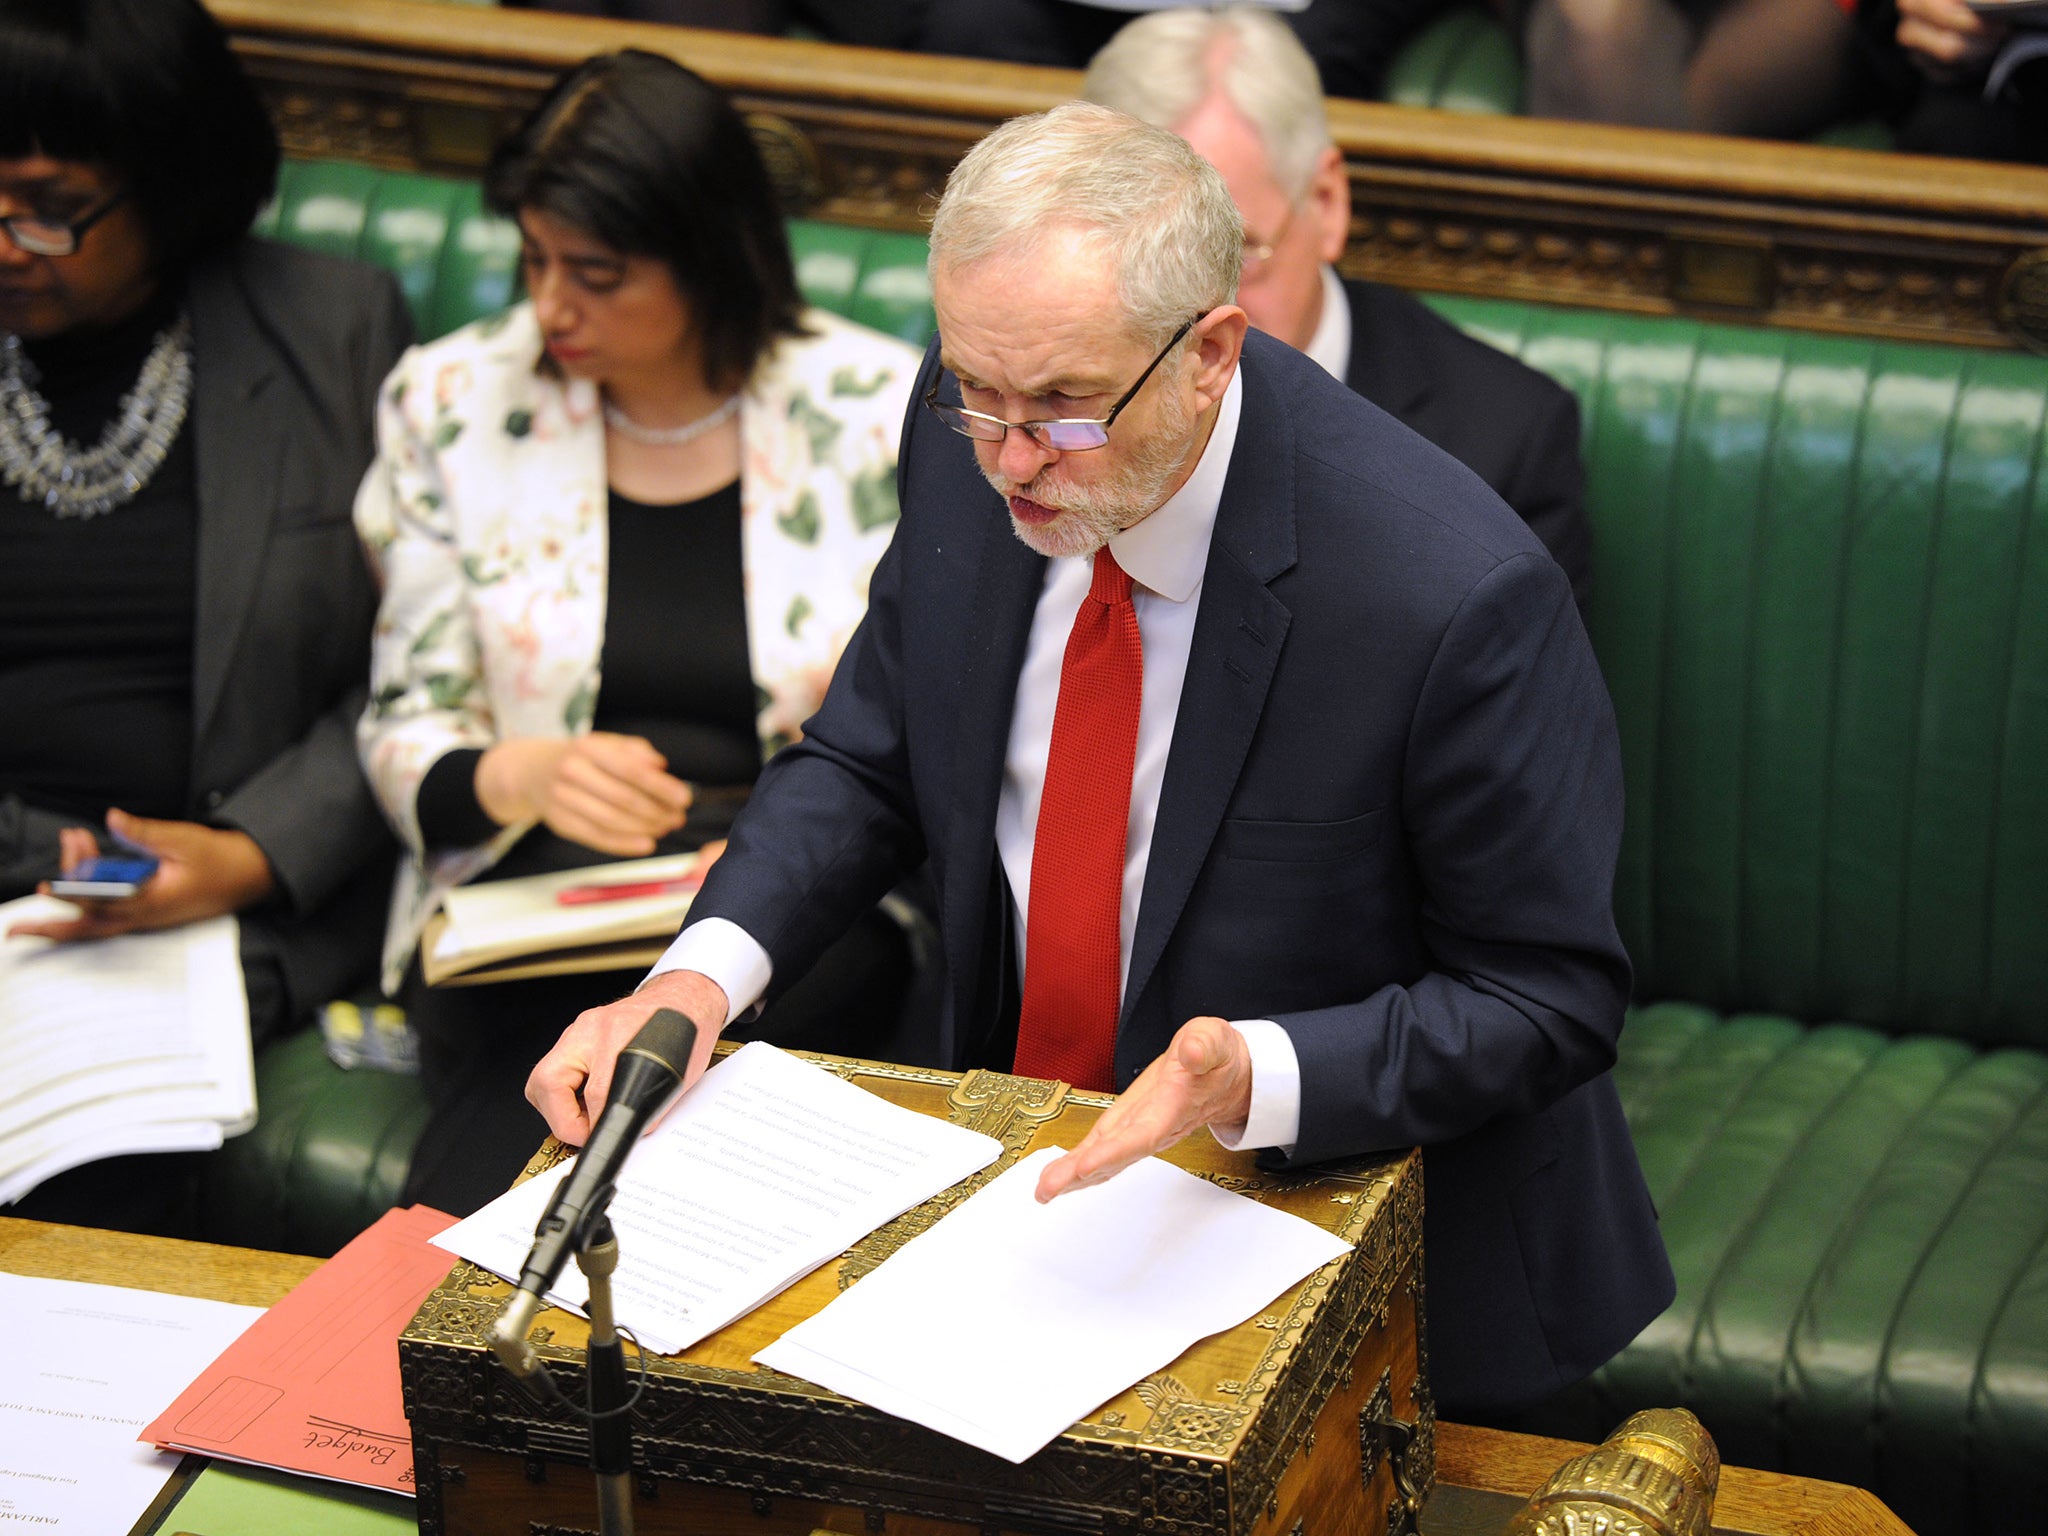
[1380,6,1524,114]
[1432,297,2048,1050]
[265,159,934,345]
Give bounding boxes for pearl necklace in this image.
[602,392,740,447]
[0,315,194,520]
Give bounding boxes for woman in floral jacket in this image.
[354,51,921,1211]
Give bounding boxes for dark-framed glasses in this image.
[1,188,130,258]
[923,313,1203,452]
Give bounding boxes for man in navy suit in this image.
[1085,6,1594,616]
[530,103,1672,1416]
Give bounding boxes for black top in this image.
[0,289,199,824]
[416,479,758,866]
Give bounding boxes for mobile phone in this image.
[49,855,160,900]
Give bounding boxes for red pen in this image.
[555,871,705,905]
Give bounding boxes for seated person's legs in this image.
[1525,0,1859,134]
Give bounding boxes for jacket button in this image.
[205,790,225,810]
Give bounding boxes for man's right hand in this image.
[527,968,730,1144]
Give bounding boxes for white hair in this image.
[1082,7,1331,200]
[927,101,1241,347]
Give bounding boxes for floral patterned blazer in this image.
[354,301,920,988]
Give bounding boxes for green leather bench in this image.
[227,159,2045,1533]
[1430,296,2048,1534]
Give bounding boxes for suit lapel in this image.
[940,493,1045,1036]
[188,260,287,751]
[1122,346,1298,1040]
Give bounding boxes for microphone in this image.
[489,1006,699,1376]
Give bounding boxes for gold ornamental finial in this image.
[1502,1408,1720,1536]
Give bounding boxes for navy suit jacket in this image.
[1342,277,1592,615]
[687,330,1673,1412]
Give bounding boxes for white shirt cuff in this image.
[646,917,773,1027]
[1210,1018,1300,1156]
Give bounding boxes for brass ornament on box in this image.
[1502,1408,1720,1536]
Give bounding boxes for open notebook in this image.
[420,851,703,987]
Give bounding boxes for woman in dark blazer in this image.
[0,0,409,1230]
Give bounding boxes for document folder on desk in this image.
[399,1048,1433,1536]
[144,1204,458,1495]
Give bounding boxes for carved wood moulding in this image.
[210,0,2048,351]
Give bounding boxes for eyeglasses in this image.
[923,315,1202,452]
[1,189,129,258]
[1241,201,1297,279]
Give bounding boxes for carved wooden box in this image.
[399,1051,1431,1536]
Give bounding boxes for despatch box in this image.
[399,1050,1432,1536]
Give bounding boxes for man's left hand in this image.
[11,808,277,942]
[1034,1016,1253,1203]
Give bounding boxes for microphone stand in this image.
[486,1008,698,1536]
[578,1217,635,1536]
[489,1213,638,1536]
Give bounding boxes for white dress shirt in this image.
[655,368,1301,1153]
[1302,264,1353,385]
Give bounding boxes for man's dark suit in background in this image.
[1342,277,1593,615]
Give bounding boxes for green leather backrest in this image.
[264,159,934,345]
[1433,296,2048,1050]
[1380,6,1524,115]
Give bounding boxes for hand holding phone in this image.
[12,809,275,944]
[48,854,160,900]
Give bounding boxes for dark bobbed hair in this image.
[486,50,806,393]
[0,0,281,273]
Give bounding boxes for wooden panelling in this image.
[209,0,2048,351]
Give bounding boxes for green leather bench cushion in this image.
[200,1028,431,1259]
[1429,295,2048,1055]
[258,161,523,342]
[786,219,935,346]
[266,159,934,345]
[1528,1002,2048,1536]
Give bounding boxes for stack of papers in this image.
[143,1204,459,1495]
[756,1148,1352,1462]
[0,895,253,1204]
[0,1272,260,1534]
[422,852,702,987]
[440,1042,1353,1465]
[435,1042,1003,1353]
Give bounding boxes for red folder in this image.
[142,1204,458,1495]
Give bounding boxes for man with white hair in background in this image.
[530,103,1672,1419]
[1086,6,1594,614]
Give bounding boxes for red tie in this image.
[1014,547,1143,1092]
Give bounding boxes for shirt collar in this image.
[1302,263,1351,384]
[1108,366,1243,605]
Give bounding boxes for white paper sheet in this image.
[435,1041,1002,1354]
[0,1273,261,1535]
[0,897,252,1204]
[753,1146,1352,1464]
